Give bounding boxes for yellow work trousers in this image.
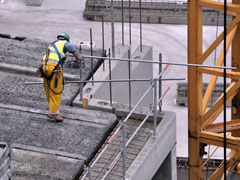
[43,64,63,114]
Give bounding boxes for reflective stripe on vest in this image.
[45,40,67,65]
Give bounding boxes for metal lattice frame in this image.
[188,0,240,179]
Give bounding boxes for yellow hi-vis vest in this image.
[42,40,67,66]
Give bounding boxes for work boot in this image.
[48,114,64,122]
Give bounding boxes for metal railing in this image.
[77,52,236,179]
[0,143,11,180]
[78,53,235,108]
[80,63,171,180]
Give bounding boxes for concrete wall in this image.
[126,111,177,180]
[81,44,153,108]
[83,0,231,25]
[131,45,153,106]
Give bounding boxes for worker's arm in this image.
[64,42,81,60]
[73,50,81,60]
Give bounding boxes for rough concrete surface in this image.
[0,37,104,78]
[0,105,117,178]
[11,149,83,180]
[0,70,79,109]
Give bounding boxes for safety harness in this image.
[40,41,65,94]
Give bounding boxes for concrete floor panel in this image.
[0,105,117,178]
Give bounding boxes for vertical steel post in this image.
[88,166,92,180]
[79,55,83,101]
[159,53,162,113]
[102,14,105,71]
[109,48,113,106]
[129,0,132,45]
[139,0,143,52]
[111,0,115,57]
[128,50,132,110]
[90,28,94,86]
[122,0,125,45]
[122,122,127,180]
[153,78,157,138]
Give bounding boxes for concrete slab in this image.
[0,37,103,79]
[0,70,79,109]
[0,104,117,178]
[11,148,83,179]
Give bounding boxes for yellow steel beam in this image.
[198,16,240,64]
[201,26,237,113]
[188,0,203,178]
[201,81,240,127]
[208,150,240,180]
[204,119,240,133]
[199,0,240,13]
[198,68,240,79]
[200,131,240,149]
[231,0,240,138]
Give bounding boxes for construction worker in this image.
[39,33,81,122]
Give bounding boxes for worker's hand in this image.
[73,51,81,60]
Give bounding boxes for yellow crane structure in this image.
[188,0,240,179]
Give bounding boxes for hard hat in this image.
[236,162,240,172]
[57,32,70,42]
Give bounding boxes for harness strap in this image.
[52,43,63,65]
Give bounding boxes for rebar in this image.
[102,14,105,71]
[152,78,158,138]
[129,0,132,45]
[128,50,132,110]
[139,0,143,52]
[111,0,115,57]
[122,0,125,45]
[90,28,94,86]
[109,48,113,106]
[79,57,83,101]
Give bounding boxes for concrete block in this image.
[79,44,153,109]
[25,0,43,6]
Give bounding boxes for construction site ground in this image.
[0,0,231,177]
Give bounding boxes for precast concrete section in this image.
[75,44,153,108]
[0,37,103,78]
[0,105,117,179]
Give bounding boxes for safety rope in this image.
[44,72,64,95]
